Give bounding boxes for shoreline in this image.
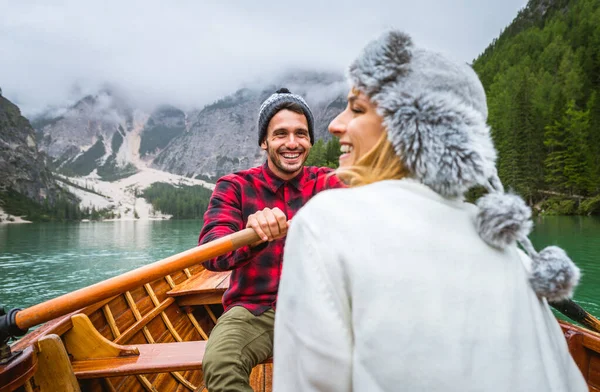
[0,207,32,224]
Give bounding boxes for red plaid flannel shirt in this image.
[198,162,343,315]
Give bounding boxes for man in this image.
[198,88,342,391]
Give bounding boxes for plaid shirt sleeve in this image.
[198,176,262,271]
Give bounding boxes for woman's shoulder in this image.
[305,179,460,210]
[296,180,422,222]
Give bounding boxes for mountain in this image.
[0,91,77,220]
[153,74,346,179]
[472,0,600,215]
[35,91,142,180]
[34,71,347,181]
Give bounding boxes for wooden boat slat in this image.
[187,312,209,340]
[72,340,272,379]
[171,370,197,391]
[114,298,175,345]
[103,377,119,392]
[23,380,34,392]
[176,292,224,306]
[103,304,121,340]
[136,374,157,392]
[590,355,600,391]
[144,283,184,343]
[72,341,208,378]
[204,305,218,325]
[167,270,231,297]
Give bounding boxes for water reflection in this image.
[530,216,600,319]
[0,220,203,309]
[0,217,599,320]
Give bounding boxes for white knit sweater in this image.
[273,179,587,392]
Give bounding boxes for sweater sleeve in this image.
[198,177,264,271]
[273,209,353,392]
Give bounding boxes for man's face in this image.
[261,109,312,180]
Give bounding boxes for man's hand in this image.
[246,207,289,247]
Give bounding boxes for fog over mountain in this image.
[1,0,527,116]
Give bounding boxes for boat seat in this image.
[71,340,272,379]
[166,269,231,306]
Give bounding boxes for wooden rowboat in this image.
[1,227,600,391]
[0,267,270,392]
[0,228,268,392]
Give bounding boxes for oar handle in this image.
[13,228,259,332]
[551,299,600,333]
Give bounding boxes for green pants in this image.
[203,306,275,392]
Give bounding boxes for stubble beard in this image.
[267,143,307,174]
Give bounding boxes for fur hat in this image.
[257,87,314,146]
[349,30,580,302]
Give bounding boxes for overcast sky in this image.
[0,0,527,116]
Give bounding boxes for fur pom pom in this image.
[475,192,532,249]
[530,246,580,302]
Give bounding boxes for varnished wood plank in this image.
[23,380,34,392]
[204,305,218,325]
[171,270,192,286]
[136,374,158,392]
[147,278,172,304]
[146,370,173,391]
[249,364,265,392]
[34,334,81,392]
[215,273,231,290]
[103,304,121,339]
[264,363,273,392]
[172,371,197,391]
[102,378,118,392]
[115,298,175,345]
[125,292,144,320]
[590,355,600,390]
[126,291,156,344]
[144,284,161,307]
[72,341,272,379]
[176,292,224,306]
[187,312,209,340]
[72,341,208,379]
[63,314,139,360]
[0,346,37,392]
[167,270,230,297]
[564,330,591,379]
[144,283,184,342]
[89,307,114,342]
[165,275,177,289]
[585,334,600,353]
[181,368,204,391]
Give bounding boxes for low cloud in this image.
[0,0,527,116]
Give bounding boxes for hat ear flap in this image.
[381,92,496,198]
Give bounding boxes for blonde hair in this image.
[336,132,408,187]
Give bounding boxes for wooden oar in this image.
[551,299,600,333]
[12,228,259,332]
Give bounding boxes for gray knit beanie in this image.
[349,30,580,302]
[257,88,314,146]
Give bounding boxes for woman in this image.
[272,30,587,391]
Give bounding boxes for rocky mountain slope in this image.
[34,72,347,181]
[0,91,63,207]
